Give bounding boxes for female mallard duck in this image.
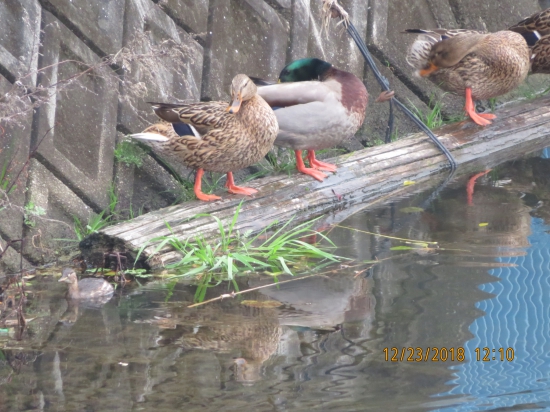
[132,74,278,201]
[255,58,368,182]
[405,29,530,126]
[509,8,550,74]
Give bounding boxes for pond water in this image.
[2,150,550,411]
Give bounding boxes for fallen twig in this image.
[333,224,439,246]
[187,261,374,308]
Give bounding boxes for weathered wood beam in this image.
[81,96,550,268]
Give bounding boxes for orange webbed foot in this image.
[464,87,494,126]
[478,113,497,120]
[194,169,222,201]
[196,192,222,201]
[310,160,337,172]
[467,112,493,126]
[307,151,337,172]
[298,167,328,181]
[294,150,328,181]
[227,185,258,196]
[225,172,258,196]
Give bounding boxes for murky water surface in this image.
[3,151,550,411]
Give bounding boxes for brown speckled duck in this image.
[255,58,368,182]
[132,74,278,201]
[405,29,530,126]
[509,7,550,74]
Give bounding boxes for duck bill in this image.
[419,62,439,77]
[227,93,242,114]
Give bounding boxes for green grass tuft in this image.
[114,141,147,167]
[242,149,297,181]
[135,202,344,302]
[409,95,445,130]
[73,211,111,241]
[23,202,46,228]
[408,94,470,129]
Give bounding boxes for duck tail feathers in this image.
[148,102,184,123]
[129,132,170,143]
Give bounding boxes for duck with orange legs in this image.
[254,58,369,182]
[131,74,278,201]
[404,29,530,126]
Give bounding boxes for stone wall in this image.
[0,0,547,272]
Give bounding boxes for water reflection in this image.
[2,153,550,410]
[432,217,550,411]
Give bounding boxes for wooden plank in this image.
[81,96,550,268]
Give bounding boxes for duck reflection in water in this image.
[153,303,281,385]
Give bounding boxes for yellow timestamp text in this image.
[383,347,466,362]
[475,347,515,361]
[383,347,515,362]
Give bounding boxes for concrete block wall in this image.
[0,0,546,271]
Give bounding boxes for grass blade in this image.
[278,256,294,275]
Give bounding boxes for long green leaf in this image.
[170,264,207,278]
[231,253,270,268]
[278,257,293,275]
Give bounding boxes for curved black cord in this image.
[346,22,457,171]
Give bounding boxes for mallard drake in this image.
[132,74,278,201]
[255,58,368,182]
[405,29,530,126]
[509,8,550,74]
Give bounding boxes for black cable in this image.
[385,99,394,144]
[346,21,457,171]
